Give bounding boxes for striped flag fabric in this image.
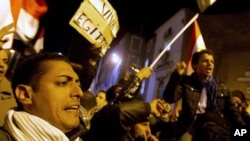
[186,20,206,75]
[0,0,47,51]
[0,0,15,49]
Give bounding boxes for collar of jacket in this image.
[66,124,85,141]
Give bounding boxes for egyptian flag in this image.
[0,0,15,49]
[186,20,206,75]
[171,20,206,119]
[0,0,47,51]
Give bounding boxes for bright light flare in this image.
[112,53,121,64]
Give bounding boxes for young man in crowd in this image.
[95,90,107,112]
[0,52,84,140]
[163,49,245,141]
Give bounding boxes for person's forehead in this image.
[233,96,241,100]
[42,60,77,77]
[97,93,105,97]
[199,54,214,60]
[201,53,213,58]
[136,121,150,126]
[98,91,105,95]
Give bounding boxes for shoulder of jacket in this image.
[213,76,224,83]
[213,77,227,88]
[0,127,13,141]
[215,78,231,97]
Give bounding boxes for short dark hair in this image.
[11,52,70,109]
[97,90,106,94]
[106,84,123,104]
[80,91,96,111]
[231,90,246,102]
[191,49,214,69]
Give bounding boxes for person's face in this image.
[232,96,243,112]
[131,121,151,139]
[0,50,9,81]
[96,92,107,107]
[27,60,83,133]
[194,53,214,80]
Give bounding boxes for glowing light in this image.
[10,49,15,54]
[112,53,121,64]
[57,52,63,55]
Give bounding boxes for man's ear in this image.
[88,107,96,119]
[15,85,33,104]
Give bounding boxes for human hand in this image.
[147,134,159,141]
[172,99,182,120]
[176,61,187,75]
[136,67,152,80]
[150,99,166,117]
[159,102,171,122]
[134,133,159,141]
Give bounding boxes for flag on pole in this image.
[186,20,206,75]
[172,20,206,119]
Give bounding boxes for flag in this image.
[171,20,206,120]
[0,0,15,49]
[0,0,47,50]
[186,20,206,75]
[34,27,45,53]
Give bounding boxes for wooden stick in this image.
[149,13,199,68]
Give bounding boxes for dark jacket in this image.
[163,71,245,140]
[84,100,151,141]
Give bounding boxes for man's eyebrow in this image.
[56,75,73,81]
[75,79,80,83]
[57,75,80,82]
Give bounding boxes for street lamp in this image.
[111,53,121,65]
[110,52,122,86]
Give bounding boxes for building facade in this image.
[91,8,250,100]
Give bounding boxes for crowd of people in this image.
[0,48,250,141]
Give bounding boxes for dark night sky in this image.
[42,0,249,66]
[43,0,250,50]
[37,0,249,90]
[108,0,249,38]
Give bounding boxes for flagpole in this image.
[149,13,199,68]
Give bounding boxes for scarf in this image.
[3,109,80,141]
[191,73,217,112]
[79,106,90,131]
[199,75,217,112]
